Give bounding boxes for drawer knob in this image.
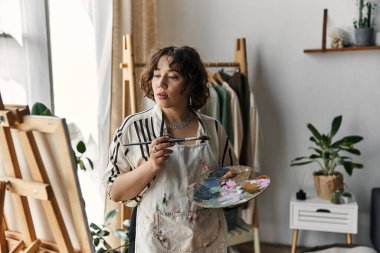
[316,208,331,213]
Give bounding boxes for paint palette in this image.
[187,165,270,208]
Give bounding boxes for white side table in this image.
[289,192,358,253]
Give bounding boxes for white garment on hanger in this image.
[241,91,261,225]
[221,81,243,159]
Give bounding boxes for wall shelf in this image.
[303,9,380,54]
[304,46,380,53]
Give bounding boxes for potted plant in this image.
[290,115,364,200]
[353,0,377,46]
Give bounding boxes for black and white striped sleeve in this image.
[102,128,132,203]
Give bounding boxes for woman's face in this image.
[152,55,189,110]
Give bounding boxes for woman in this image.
[103,46,238,253]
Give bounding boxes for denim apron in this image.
[134,141,228,253]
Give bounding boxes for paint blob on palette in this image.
[187,165,270,208]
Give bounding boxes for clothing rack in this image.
[0,93,93,252]
[118,34,260,252]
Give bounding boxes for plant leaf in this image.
[309,154,320,159]
[342,136,364,145]
[31,102,53,116]
[114,229,128,241]
[291,156,309,162]
[331,139,344,148]
[352,163,364,169]
[79,159,86,171]
[76,141,86,154]
[343,162,353,176]
[105,209,117,223]
[90,223,101,231]
[99,230,109,237]
[330,115,342,138]
[341,148,361,155]
[307,123,322,141]
[309,136,318,144]
[290,161,314,166]
[86,157,94,169]
[104,241,112,250]
[94,237,100,246]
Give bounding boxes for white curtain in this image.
[1,0,113,225]
[0,0,52,107]
[93,0,112,203]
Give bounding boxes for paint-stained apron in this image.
[135,141,228,253]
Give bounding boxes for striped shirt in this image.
[103,105,238,207]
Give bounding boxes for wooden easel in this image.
[117,34,260,252]
[0,93,93,252]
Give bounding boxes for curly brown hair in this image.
[141,46,209,110]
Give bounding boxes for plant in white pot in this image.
[290,115,364,200]
[353,0,377,46]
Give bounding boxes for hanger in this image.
[213,72,224,85]
[207,71,218,86]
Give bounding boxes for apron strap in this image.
[128,207,137,253]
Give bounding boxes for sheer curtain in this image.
[0,0,52,107]
[48,0,112,225]
[0,0,113,229]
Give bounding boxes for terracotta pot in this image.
[313,172,344,200]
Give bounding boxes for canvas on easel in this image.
[0,93,93,252]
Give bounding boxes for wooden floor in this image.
[232,242,306,253]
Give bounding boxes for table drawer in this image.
[291,204,357,233]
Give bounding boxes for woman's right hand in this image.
[149,135,174,171]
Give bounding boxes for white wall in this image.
[157,0,380,247]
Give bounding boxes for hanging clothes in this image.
[219,71,250,165]
[200,83,220,122]
[221,81,243,159]
[219,70,262,225]
[241,92,261,225]
[247,92,261,171]
[213,84,234,145]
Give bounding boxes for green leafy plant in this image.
[90,209,129,253]
[31,102,93,171]
[354,0,377,28]
[290,115,364,176]
[75,140,94,171]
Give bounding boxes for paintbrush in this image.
[123,135,210,146]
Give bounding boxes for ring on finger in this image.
[154,145,158,153]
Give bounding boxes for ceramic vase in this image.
[355,28,374,46]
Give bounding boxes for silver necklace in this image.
[166,111,194,130]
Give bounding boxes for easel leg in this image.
[253,228,260,253]
[346,233,352,244]
[252,199,261,253]
[0,181,8,253]
[291,229,299,253]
